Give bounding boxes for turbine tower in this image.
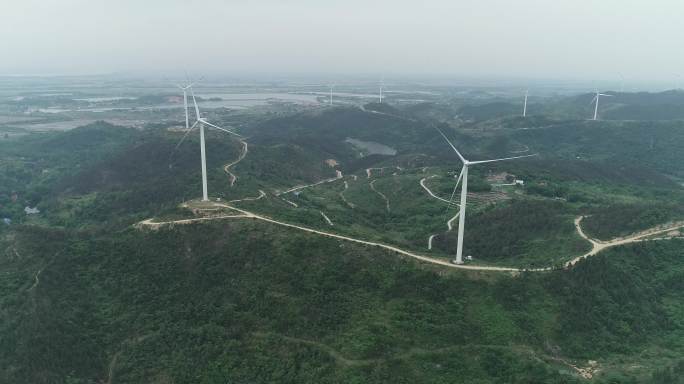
[174,81,242,201]
[379,76,384,104]
[176,81,196,130]
[591,90,613,121]
[329,84,334,106]
[618,72,625,93]
[522,89,529,117]
[436,127,536,264]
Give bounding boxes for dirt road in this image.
[224,140,248,187]
[566,216,684,267]
[141,138,684,273]
[369,179,390,213]
[320,211,334,226]
[339,180,355,208]
[138,208,684,273]
[420,175,456,205]
[277,171,343,196]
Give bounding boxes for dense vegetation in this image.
[435,200,589,267]
[3,91,684,383]
[2,221,683,383]
[582,203,684,240]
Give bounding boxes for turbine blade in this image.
[468,153,537,165]
[172,120,199,152]
[201,119,243,137]
[434,126,467,164]
[190,86,201,120]
[446,165,465,213]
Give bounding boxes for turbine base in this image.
[452,259,464,265]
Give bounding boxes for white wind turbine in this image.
[379,77,384,104]
[174,82,242,201]
[329,84,334,106]
[591,90,613,121]
[436,127,536,264]
[522,89,529,117]
[618,72,625,93]
[176,81,197,131]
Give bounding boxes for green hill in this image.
[2,107,684,383]
[2,221,683,383]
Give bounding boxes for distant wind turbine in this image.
[329,84,334,106]
[173,81,242,201]
[435,127,536,264]
[591,90,613,121]
[618,72,625,93]
[379,76,384,104]
[176,81,197,130]
[522,89,529,117]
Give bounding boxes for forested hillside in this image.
[2,221,683,383]
[2,103,684,383]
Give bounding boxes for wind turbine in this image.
[522,89,529,117]
[591,90,613,121]
[618,72,625,93]
[174,82,242,201]
[329,84,334,106]
[379,76,384,104]
[436,127,536,264]
[175,81,197,131]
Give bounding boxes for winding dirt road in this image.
[139,133,684,273]
[420,175,460,248]
[224,139,248,187]
[428,234,436,250]
[136,215,249,230]
[229,189,265,203]
[138,208,684,273]
[277,170,343,196]
[420,176,452,204]
[139,201,526,272]
[339,180,356,208]
[565,216,684,267]
[369,179,390,213]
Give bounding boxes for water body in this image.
[345,138,397,156]
[309,91,378,99]
[37,93,318,113]
[196,93,319,104]
[16,118,146,131]
[73,96,138,102]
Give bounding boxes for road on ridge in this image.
[139,137,684,273]
[566,216,684,267]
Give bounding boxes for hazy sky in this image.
[2,0,683,82]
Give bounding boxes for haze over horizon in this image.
[2,0,683,85]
